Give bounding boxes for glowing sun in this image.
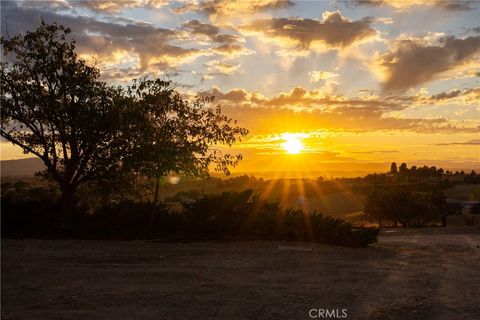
[282,136,304,154]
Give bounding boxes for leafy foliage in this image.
[1,21,126,222]
[123,78,248,178]
[1,21,247,221]
[1,22,125,186]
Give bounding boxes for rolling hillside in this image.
[0,158,45,177]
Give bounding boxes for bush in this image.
[83,201,188,239]
[2,188,378,247]
[181,190,378,247]
[1,183,61,236]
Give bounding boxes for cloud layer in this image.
[241,11,376,50]
[377,36,480,92]
[175,0,294,20]
[199,86,479,134]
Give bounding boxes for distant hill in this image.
[1,158,45,177]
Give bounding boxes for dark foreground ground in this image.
[2,228,480,320]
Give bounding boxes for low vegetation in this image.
[1,185,378,247]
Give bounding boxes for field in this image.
[2,228,480,320]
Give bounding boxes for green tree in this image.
[1,22,125,226]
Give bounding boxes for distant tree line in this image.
[389,162,445,177]
[389,162,477,179]
[364,188,447,227]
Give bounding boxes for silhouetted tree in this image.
[399,162,408,175]
[1,22,125,226]
[410,165,417,174]
[122,78,248,204]
[364,188,446,227]
[390,162,398,174]
[1,22,248,229]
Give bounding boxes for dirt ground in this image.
[2,228,480,320]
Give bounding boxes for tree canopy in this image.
[1,21,248,223]
[121,78,248,202]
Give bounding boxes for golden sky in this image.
[1,0,479,176]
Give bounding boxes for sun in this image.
[282,136,304,154]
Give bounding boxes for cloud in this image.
[351,150,399,154]
[376,17,394,24]
[435,139,480,145]
[175,0,294,20]
[181,19,253,57]
[211,43,254,57]
[202,60,240,80]
[350,0,475,11]
[21,0,169,13]
[0,3,207,78]
[377,36,480,92]
[200,85,405,111]
[387,87,480,105]
[76,0,169,13]
[240,10,376,51]
[181,19,241,44]
[309,71,339,83]
[198,86,479,134]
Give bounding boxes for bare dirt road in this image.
[2,228,480,320]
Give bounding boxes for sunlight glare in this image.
[282,136,304,154]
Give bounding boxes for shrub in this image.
[86,201,179,238]
[1,183,61,236]
[181,190,378,247]
[2,187,378,247]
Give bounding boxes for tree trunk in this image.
[60,185,76,230]
[153,177,160,204]
[147,177,161,236]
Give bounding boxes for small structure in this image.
[462,201,480,226]
[446,199,480,226]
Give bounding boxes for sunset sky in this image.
[1,0,479,177]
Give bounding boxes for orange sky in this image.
[1,0,479,177]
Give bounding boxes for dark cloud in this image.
[430,89,463,100]
[241,11,376,50]
[181,19,222,40]
[349,0,475,11]
[1,2,204,73]
[383,87,480,109]
[379,36,480,92]
[201,86,404,111]
[181,19,251,57]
